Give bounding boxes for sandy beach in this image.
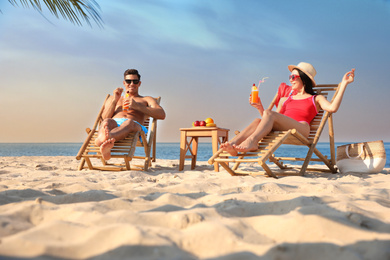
[0,156,389,259]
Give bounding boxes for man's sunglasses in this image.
[289,74,300,81]
[125,79,140,84]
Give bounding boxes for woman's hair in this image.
[297,69,315,95]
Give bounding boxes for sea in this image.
[0,142,389,167]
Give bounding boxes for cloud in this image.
[100,0,226,50]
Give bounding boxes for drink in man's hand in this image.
[123,92,130,111]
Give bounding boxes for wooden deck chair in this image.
[208,84,340,178]
[76,95,161,171]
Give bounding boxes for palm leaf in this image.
[7,0,104,27]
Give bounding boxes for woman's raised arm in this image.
[317,69,355,113]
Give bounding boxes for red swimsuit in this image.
[279,95,318,124]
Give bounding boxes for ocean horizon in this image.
[1,142,389,167]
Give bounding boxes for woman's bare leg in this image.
[220,118,261,156]
[234,109,310,152]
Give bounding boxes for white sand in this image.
[0,156,389,260]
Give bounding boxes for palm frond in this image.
[7,0,104,28]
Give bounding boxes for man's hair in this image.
[124,69,141,80]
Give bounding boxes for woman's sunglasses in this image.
[125,79,140,84]
[289,74,300,81]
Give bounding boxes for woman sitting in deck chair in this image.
[220,62,355,156]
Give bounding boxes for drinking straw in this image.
[258,77,269,88]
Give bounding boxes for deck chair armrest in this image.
[146,116,157,145]
[76,94,110,161]
[145,96,161,145]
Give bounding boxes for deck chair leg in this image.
[100,157,107,165]
[269,155,288,169]
[219,162,248,176]
[328,114,336,166]
[85,157,94,170]
[78,158,86,170]
[232,154,245,171]
[312,147,337,173]
[299,144,317,176]
[144,154,152,170]
[144,156,151,171]
[152,131,157,162]
[219,162,237,176]
[232,161,240,171]
[299,145,336,175]
[125,158,131,170]
[260,161,278,178]
[233,152,253,171]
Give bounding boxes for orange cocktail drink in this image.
[251,84,259,103]
[122,92,130,111]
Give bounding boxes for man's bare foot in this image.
[95,122,111,147]
[220,142,238,156]
[233,139,258,153]
[100,138,115,160]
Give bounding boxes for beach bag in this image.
[336,140,386,174]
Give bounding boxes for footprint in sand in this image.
[173,212,205,229]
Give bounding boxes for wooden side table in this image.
[179,127,229,171]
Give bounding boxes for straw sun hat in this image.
[288,62,316,86]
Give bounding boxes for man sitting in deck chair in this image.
[95,69,166,160]
[220,62,355,155]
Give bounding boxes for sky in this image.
[1,0,390,144]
